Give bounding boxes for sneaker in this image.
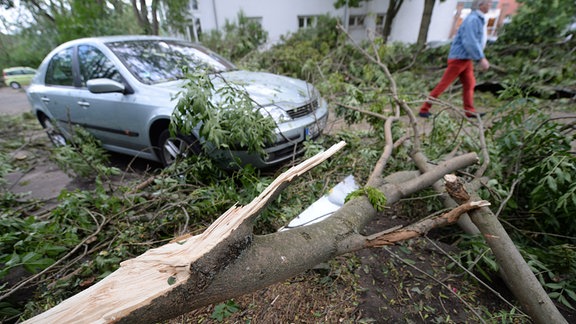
[418,111,432,118]
[466,112,486,118]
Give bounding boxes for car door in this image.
[76,44,150,152]
[39,47,85,138]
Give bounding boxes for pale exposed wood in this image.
[24,142,346,324]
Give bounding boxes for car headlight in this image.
[259,105,292,123]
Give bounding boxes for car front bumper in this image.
[209,107,329,169]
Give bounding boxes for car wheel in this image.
[10,82,21,89]
[157,129,201,166]
[40,116,67,147]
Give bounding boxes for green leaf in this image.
[565,289,576,302]
[5,253,20,267]
[545,282,563,290]
[546,176,558,192]
[23,258,54,274]
[21,251,40,264]
[345,187,387,212]
[167,276,177,285]
[558,295,575,310]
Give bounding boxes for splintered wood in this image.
[24,142,346,324]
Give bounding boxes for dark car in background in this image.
[26,35,328,168]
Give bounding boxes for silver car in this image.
[27,35,328,168]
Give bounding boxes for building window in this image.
[190,0,198,10]
[298,16,318,28]
[349,15,365,28]
[246,17,263,27]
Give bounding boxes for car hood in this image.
[154,70,317,111]
[213,71,315,107]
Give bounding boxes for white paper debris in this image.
[279,175,358,231]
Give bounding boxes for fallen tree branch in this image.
[367,116,399,186]
[365,199,489,248]
[25,147,479,323]
[412,150,480,234]
[444,174,568,324]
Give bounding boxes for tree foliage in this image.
[497,0,576,44]
[199,11,268,62]
[171,68,276,162]
[0,0,192,69]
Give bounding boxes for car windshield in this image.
[106,39,236,85]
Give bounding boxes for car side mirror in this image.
[87,78,126,94]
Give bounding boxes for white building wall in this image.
[193,0,459,45]
[197,0,346,44]
[389,0,458,43]
[428,0,459,43]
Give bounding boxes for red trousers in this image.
[419,59,476,114]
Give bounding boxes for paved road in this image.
[0,86,31,116]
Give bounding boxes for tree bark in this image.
[131,0,152,34]
[412,150,480,234]
[444,175,568,324]
[24,146,479,323]
[417,0,436,46]
[382,0,404,43]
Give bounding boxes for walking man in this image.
[419,0,491,118]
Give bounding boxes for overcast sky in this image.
[1,0,33,34]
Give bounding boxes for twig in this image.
[367,116,399,186]
[336,23,422,153]
[494,178,521,218]
[130,175,156,194]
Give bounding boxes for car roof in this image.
[58,35,188,47]
[45,35,197,58]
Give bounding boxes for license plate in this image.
[305,117,326,138]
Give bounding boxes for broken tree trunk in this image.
[25,145,479,323]
[444,174,568,324]
[412,151,480,234]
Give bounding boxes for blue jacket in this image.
[449,10,486,61]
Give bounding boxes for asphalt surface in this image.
[0,86,31,116]
[1,86,156,203]
[0,85,75,202]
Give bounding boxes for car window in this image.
[45,48,75,86]
[78,45,123,86]
[106,39,236,85]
